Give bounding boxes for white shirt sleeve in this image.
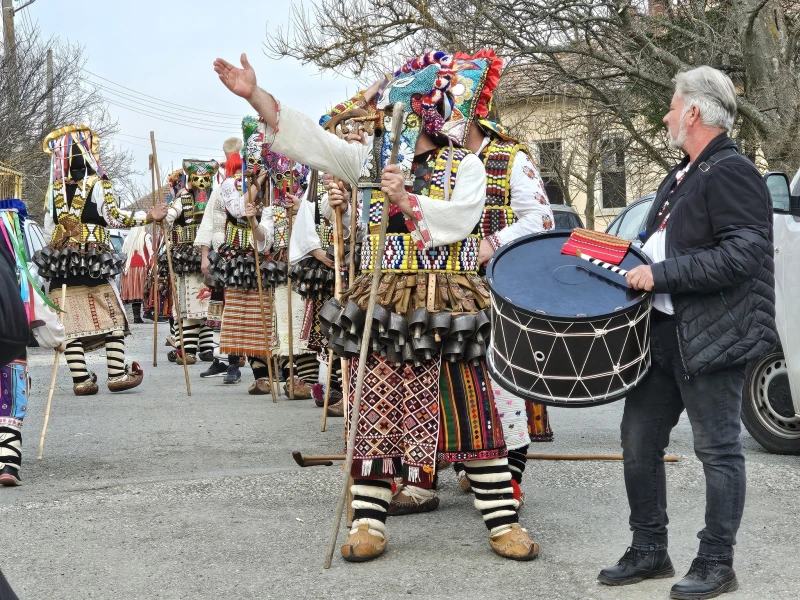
[266,104,369,186]
[43,211,56,240]
[165,191,185,228]
[493,151,554,248]
[194,187,219,249]
[254,207,274,253]
[406,153,487,248]
[93,182,149,228]
[211,195,226,251]
[31,293,66,350]
[220,178,247,219]
[288,186,322,262]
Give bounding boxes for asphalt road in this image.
[3,321,798,600]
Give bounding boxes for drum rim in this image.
[486,230,652,322]
[487,346,652,408]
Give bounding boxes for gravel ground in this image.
[2,321,798,600]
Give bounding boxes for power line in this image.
[105,99,237,133]
[115,133,224,153]
[83,68,242,118]
[113,138,222,159]
[92,83,241,127]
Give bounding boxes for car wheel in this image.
[741,349,800,455]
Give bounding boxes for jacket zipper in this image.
[719,291,746,338]
[663,216,691,379]
[675,324,690,380]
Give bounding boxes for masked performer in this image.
[208,117,276,392]
[215,51,538,561]
[196,138,244,379]
[120,226,153,324]
[33,126,166,396]
[394,51,556,513]
[1,201,66,486]
[162,159,220,365]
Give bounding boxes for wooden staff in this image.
[247,169,277,403]
[324,102,406,569]
[348,186,357,288]
[293,451,680,466]
[150,132,191,397]
[321,183,346,432]
[150,155,159,367]
[285,172,296,399]
[37,284,67,460]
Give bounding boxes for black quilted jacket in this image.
[0,233,29,367]
[646,134,777,376]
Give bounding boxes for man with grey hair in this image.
[598,66,776,599]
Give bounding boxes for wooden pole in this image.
[151,132,191,397]
[150,155,159,367]
[37,284,67,460]
[285,172,296,399]
[348,186,357,288]
[324,102,406,569]
[267,286,279,402]
[321,188,346,431]
[246,171,277,403]
[293,452,680,466]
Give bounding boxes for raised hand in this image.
[214,53,257,100]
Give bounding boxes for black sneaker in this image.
[598,547,675,586]
[670,557,737,600]
[223,364,242,384]
[200,358,228,378]
[198,350,215,362]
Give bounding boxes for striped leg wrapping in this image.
[351,478,392,537]
[295,354,319,383]
[105,330,126,378]
[0,427,21,471]
[180,319,202,354]
[65,339,90,384]
[198,324,215,353]
[463,458,520,535]
[249,357,270,380]
[508,446,529,485]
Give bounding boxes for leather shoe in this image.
[670,557,738,600]
[488,524,539,561]
[340,524,386,562]
[598,547,675,586]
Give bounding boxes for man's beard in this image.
[668,115,688,150]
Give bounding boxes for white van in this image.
[606,169,800,454]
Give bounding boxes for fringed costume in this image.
[256,50,538,560]
[33,126,152,395]
[120,226,153,324]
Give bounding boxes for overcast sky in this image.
[19,0,359,192]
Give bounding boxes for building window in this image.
[601,137,627,209]
[537,140,564,205]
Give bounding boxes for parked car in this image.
[551,204,585,230]
[606,171,800,454]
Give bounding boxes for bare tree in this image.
[0,26,138,221]
[266,0,799,172]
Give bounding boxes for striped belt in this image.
[361,233,480,273]
[171,224,198,245]
[225,222,253,248]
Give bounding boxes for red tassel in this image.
[511,479,522,502]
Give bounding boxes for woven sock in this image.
[295,354,319,383]
[169,318,175,336]
[180,319,202,354]
[351,478,392,538]
[65,339,90,384]
[105,330,126,378]
[198,324,214,354]
[132,302,142,320]
[0,426,21,472]
[249,357,269,380]
[463,458,520,535]
[508,445,529,485]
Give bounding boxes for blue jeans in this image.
[621,314,746,559]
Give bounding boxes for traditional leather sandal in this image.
[340,524,387,563]
[107,362,144,392]
[388,485,440,516]
[488,524,539,561]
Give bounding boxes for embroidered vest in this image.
[170,188,208,245]
[50,175,111,245]
[362,146,480,273]
[477,138,530,237]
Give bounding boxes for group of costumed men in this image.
[3,46,560,565]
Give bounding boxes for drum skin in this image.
[485,230,652,408]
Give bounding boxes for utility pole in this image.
[2,0,15,66]
[46,47,53,128]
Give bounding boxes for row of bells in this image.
[287,257,335,299]
[319,298,491,365]
[33,245,125,280]
[206,249,288,291]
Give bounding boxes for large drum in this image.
[486,230,652,408]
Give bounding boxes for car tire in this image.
[741,345,800,455]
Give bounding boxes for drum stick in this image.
[38,284,67,460]
[324,102,406,570]
[575,249,628,277]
